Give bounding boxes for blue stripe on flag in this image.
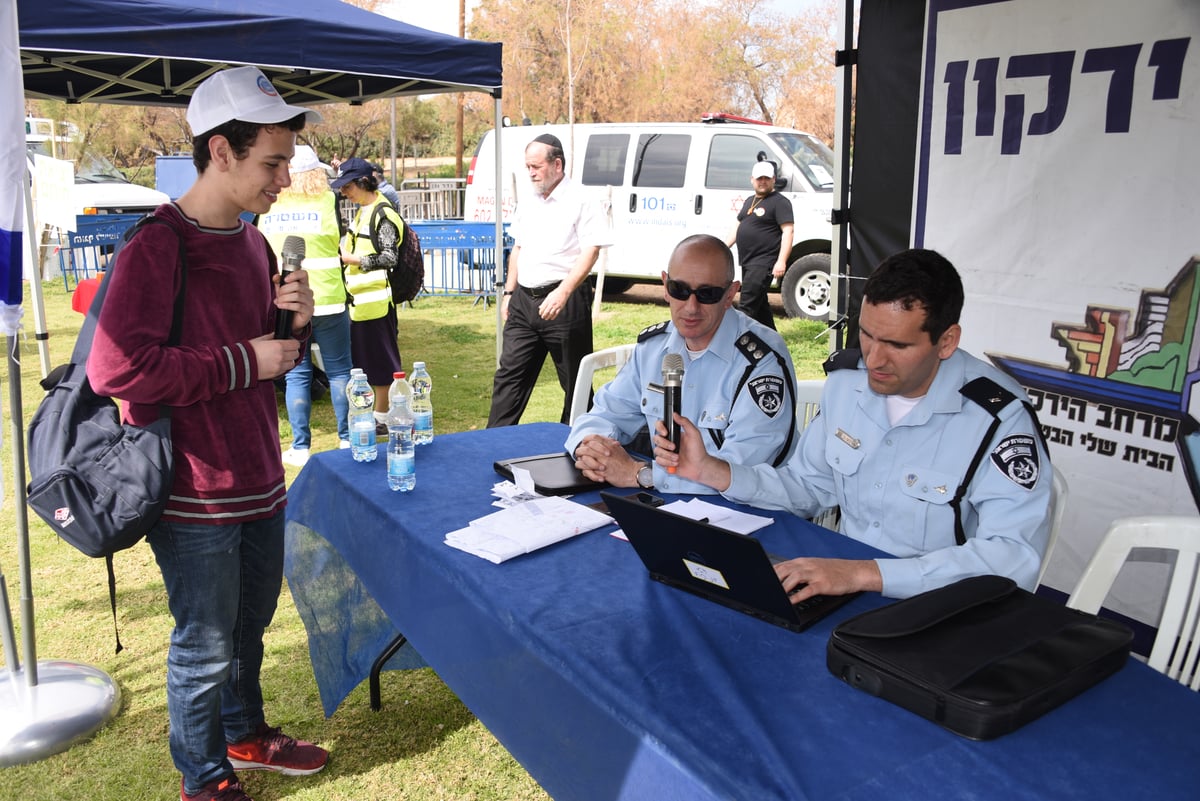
[0,227,20,306]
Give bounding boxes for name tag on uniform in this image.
[835,428,860,449]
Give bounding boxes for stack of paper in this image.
[445,495,613,564]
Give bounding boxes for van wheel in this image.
[781,253,831,320]
[597,277,633,295]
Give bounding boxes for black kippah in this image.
[531,132,563,150]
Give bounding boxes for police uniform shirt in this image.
[565,308,798,494]
[725,349,1051,599]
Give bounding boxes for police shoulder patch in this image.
[748,375,785,418]
[990,434,1040,490]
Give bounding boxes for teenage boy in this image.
[89,66,325,801]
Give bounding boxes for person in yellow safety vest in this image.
[331,157,405,430]
[257,145,352,466]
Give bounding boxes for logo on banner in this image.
[989,257,1198,507]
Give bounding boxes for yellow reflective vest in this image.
[257,192,346,316]
[342,195,400,322]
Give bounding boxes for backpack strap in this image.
[949,377,1047,546]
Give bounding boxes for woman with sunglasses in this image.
[567,234,799,494]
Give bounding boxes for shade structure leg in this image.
[0,660,121,767]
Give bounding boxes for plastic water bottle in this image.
[410,361,434,445]
[387,387,416,492]
[346,368,377,462]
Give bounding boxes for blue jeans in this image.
[287,311,352,448]
[148,512,285,793]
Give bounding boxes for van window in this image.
[632,134,689,188]
[705,134,770,190]
[581,133,630,186]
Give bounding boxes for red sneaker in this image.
[181,775,253,801]
[226,723,328,776]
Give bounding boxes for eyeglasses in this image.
[665,278,730,305]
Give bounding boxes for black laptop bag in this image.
[826,574,1133,740]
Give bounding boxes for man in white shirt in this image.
[488,133,610,426]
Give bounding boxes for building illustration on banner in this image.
[989,257,1199,510]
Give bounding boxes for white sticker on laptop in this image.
[683,559,729,590]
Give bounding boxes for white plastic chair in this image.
[1066,515,1200,689]
[569,344,636,423]
[793,379,840,530]
[1037,465,1069,588]
[795,378,824,429]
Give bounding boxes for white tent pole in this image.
[22,167,51,377]
[830,0,856,352]
[494,95,504,367]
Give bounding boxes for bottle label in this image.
[388,452,415,476]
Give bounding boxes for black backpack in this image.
[26,214,187,651]
[370,202,424,304]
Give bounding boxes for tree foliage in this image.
[23,0,840,177]
[469,0,839,139]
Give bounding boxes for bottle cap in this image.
[414,361,425,369]
[394,371,405,379]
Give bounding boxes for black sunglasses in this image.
[666,278,730,305]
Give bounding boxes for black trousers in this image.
[738,262,777,330]
[487,281,594,427]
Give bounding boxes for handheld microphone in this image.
[274,235,306,339]
[662,353,684,473]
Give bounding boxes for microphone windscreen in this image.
[662,352,684,376]
[282,235,306,260]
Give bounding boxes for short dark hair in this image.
[862,248,963,342]
[348,173,379,192]
[192,113,308,173]
[527,133,565,167]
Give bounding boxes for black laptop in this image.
[602,491,859,633]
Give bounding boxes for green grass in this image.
[0,282,828,800]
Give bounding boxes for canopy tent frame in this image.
[3,0,503,766]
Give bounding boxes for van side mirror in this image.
[775,176,788,190]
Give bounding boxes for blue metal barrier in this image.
[409,221,510,304]
[58,214,143,291]
[56,215,511,303]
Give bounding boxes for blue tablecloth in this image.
[284,422,1200,801]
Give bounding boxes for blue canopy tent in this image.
[2,0,502,766]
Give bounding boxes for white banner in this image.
[915,0,1199,617]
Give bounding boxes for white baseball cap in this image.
[187,66,322,136]
[290,145,322,174]
[751,161,775,179]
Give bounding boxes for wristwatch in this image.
[636,464,654,489]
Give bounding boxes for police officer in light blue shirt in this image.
[656,249,1051,600]
[567,235,798,494]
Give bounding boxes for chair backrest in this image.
[1037,464,1069,587]
[795,379,824,430]
[568,344,636,423]
[1066,515,1200,689]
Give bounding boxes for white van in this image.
[464,115,835,319]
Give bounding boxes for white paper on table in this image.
[445,495,613,563]
[658,498,773,534]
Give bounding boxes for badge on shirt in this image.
[748,375,784,418]
[990,434,1040,490]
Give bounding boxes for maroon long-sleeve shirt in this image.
[88,203,292,524]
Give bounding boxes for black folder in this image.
[493,452,605,495]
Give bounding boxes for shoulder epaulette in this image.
[959,376,1018,417]
[637,321,670,342]
[734,331,774,365]
[823,348,862,374]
